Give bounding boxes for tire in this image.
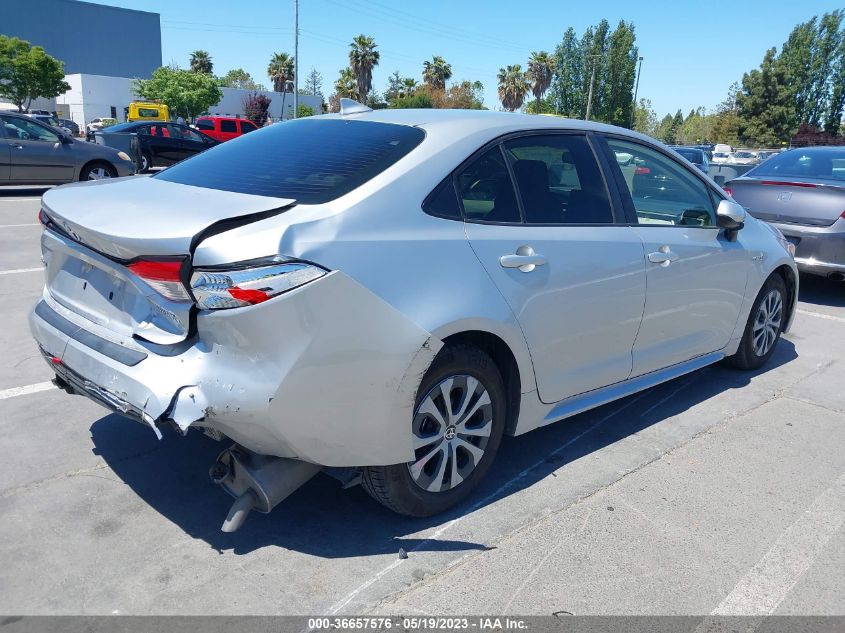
[80,162,117,181]
[140,152,153,172]
[362,344,507,517]
[725,274,787,370]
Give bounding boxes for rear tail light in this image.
[38,209,50,226]
[723,186,733,198]
[127,259,192,302]
[190,258,327,310]
[634,166,651,175]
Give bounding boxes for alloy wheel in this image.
[752,289,783,357]
[87,167,112,180]
[407,375,493,493]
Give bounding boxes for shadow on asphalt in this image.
[89,335,799,557]
[798,273,844,308]
[0,187,50,197]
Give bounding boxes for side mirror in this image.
[716,199,746,240]
[60,133,73,144]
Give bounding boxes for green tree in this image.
[132,66,222,121]
[267,52,294,93]
[632,98,658,136]
[349,34,380,101]
[389,92,434,109]
[0,36,70,112]
[497,64,530,111]
[189,50,213,74]
[712,82,741,145]
[737,48,793,145]
[422,56,452,91]
[304,67,323,99]
[297,104,315,117]
[328,67,357,112]
[550,27,583,117]
[385,70,417,104]
[600,20,638,126]
[527,51,555,115]
[219,68,263,90]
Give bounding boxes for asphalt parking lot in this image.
[0,186,843,616]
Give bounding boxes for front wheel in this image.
[725,274,787,369]
[80,162,117,181]
[362,344,506,517]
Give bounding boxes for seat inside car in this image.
[512,159,562,223]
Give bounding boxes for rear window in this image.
[155,118,426,203]
[240,120,258,133]
[675,148,702,162]
[750,148,845,181]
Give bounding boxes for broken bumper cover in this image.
[29,270,442,467]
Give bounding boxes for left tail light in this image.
[190,258,327,310]
[127,259,192,302]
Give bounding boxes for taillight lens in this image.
[723,186,733,198]
[127,259,192,302]
[190,258,327,310]
[38,209,50,226]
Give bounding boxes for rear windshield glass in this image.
[675,148,702,162]
[750,148,845,181]
[155,118,426,203]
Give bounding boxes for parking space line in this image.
[0,267,42,275]
[0,198,40,202]
[0,223,39,228]
[0,381,56,401]
[712,471,845,616]
[797,309,845,324]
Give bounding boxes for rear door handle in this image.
[11,143,23,150]
[647,245,679,267]
[500,246,547,273]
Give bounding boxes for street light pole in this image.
[631,56,644,128]
[293,0,299,119]
[585,55,599,121]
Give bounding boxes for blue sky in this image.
[109,0,843,116]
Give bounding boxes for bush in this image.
[297,104,315,117]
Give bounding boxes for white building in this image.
[1,73,323,128]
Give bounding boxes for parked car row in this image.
[0,110,135,184]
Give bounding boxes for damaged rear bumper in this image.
[30,270,442,467]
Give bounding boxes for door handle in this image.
[11,143,23,150]
[647,245,679,267]
[500,245,547,273]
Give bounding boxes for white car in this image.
[85,117,117,139]
[729,151,760,165]
[30,102,798,530]
[711,151,732,164]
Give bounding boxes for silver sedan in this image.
[29,103,797,530]
[727,146,845,280]
[1,111,135,184]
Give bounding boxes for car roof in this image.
[198,115,244,121]
[320,108,657,145]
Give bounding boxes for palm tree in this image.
[400,77,418,98]
[329,68,358,112]
[267,52,295,93]
[527,51,555,114]
[422,56,452,91]
[497,64,530,112]
[189,50,213,74]
[349,35,380,102]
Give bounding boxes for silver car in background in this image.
[727,146,845,280]
[30,103,797,531]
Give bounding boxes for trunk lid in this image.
[729,177,845,226]
[40,177,295,344]
[41,177,294,260]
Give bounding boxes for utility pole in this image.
[585,55,599,121]
[630,56,644,128]
[293,0,299,119]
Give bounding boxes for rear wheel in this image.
[140,152,153,172]
[80,162,116,181]
[726,274,787,369]
[362,344,506,517]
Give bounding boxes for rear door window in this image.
[155,118,425,203]
[455,146,520,223]
[502,134,613,224]
[220,120,238,133]
[195,119,215,131]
